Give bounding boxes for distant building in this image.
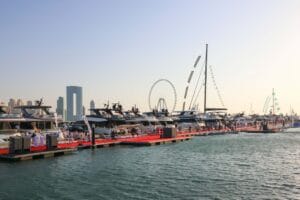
[56,97,64,118]
[83,106,86,116]
[90,100,95,114]
[8,98,16,113]
[16,99,24,106]
[64,109,67,121]
[8,98,23,114]
[66,86,83,121]
[17,99,24,106]
[27,100,33,106]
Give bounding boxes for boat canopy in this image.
[86,117,107,122]
[0,106,8,114]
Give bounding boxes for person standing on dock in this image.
[111,124,117,140]
[111,129,116,140]
[40,133,45,145]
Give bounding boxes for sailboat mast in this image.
[204,44,208,113]
[272,88,275,115]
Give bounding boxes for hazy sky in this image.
[0,0,299,114]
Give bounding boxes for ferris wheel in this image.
[148,79,177,112]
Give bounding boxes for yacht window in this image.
[0,122,12,130]
[95,121,106,127]
[37,122,45,129]
[45,122,52,129]
[20,122,34,130]
[161,122,166,126]
[10,122,19,129]
[142,122,148,126]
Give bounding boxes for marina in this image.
[0,45,297,162]
[0,122,295,162]
[1,1,300,199]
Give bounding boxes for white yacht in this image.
[0,103,63,148]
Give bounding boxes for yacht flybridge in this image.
[71,103,176,137]
[0,103,63,147]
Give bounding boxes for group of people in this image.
[16,123,64,147]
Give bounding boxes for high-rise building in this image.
[56,97,64,118]
[8,98,23,114]
[82,106,86,116]
[8,98,16,112]
[64,109,67,121]
[27,100,33,106]
[16,99,24,106]
[66,86,83,121]
[90,100,95,114]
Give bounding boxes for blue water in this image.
[1,131,300,200]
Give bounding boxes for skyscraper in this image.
[9,98,23,114]
[90,100,95,114]
[16,99,24,106]
[27,100,33,106]
[82,106,86,116]
[66,86,83,121]
[56,96,64,118]
[8,98,16,113]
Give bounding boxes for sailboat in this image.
[241,89,286,133]
[174,44,232,134]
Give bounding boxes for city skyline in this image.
[0,1,299,114]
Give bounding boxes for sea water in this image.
[0,130,300,200]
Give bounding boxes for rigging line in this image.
[182,56,201,111]
[191,80,205,110]
[264,96,271,114]
[188,61,205,110]
[263,96,270,114]
[209,65,225,107]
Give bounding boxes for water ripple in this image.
[1,132,300,199]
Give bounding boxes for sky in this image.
[0,0,299,114]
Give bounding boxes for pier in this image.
[0,148,76,161]
[120,135,191,146]
[0,125,294,162]
[177,128,237,137]
[0,133,194,161]
[77,139,121,149]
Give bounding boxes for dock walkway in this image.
[0,148,76,161]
